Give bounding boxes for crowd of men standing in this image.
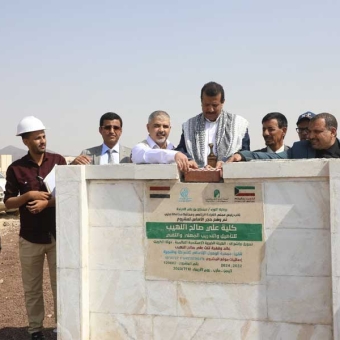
[3,81,339,340]
[66,81,340,168]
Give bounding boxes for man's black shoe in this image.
[31,331,45,340]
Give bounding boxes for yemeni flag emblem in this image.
[234,186,255,197]
[149,186,171,199]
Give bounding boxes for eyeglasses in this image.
[102,125,121,131]
[296,127,309,134]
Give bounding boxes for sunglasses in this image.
[296,127,309,133]
[102,125,121,131]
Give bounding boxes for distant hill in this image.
[0,145,56,161]
[0,145,27,161]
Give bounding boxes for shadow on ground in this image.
[0,327,57,340]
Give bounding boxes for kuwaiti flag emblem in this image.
[234,186,255,196]
[149,186,170,198]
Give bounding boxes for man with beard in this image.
[131,110,198,172]
[4,116,66,340]
[254,112,289,153]
[71,112,131,165]
[222,113,340,162]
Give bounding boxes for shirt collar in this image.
[147,135,174,149]
[101,143,120,155]
[267,144,285,153]
[25,151,48,164]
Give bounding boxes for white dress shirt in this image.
[100,143,120,164]
[267,145,285,153]
[131,136,178,164]
[202,115,221,165]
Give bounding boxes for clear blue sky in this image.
[1,0,339,155]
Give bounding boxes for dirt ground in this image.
[0,212,57,340]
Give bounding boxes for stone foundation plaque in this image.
[184,168,221,182]
[145,182,264,283]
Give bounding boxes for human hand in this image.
[188,160,198,169]
[175,152,191,172]
[29,191,51,201]
[215,161,224,169]
[71,155,92,165]
[26,199,49,214]
[226,153,242,163]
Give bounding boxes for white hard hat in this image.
[16,116,47,136]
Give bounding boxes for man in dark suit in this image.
[72,112,131,165]
[223,113,340,162]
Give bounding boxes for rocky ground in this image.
[0,212,57,339]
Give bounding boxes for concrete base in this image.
[56,161,340,339]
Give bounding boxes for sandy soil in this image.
[0,212,57,339]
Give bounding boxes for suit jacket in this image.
[253,145,290,153]
[81,145,131,165]
[287,140,316,159]
[239,140,321,161]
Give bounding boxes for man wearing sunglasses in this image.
[71,112,131,165]
[296,111,315,141]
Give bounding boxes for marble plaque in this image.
[145,182,264,283]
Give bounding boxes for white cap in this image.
[16,116,47,136]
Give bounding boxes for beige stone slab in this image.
[56,165,84,182]
[153,316,204,340]
[56,180,82,269]
[135,164,179,179]
[264,181,330,230]
[90,313,152,340]
[332,276,340,340]
[146,281,177,316]
[89,227,144,271]
[332,232,340,278]
[57,269,81,340]
[267,276,332,324]
[153,317,332,340]
[267,229,331,276]
[145,182,265,284]
[85,164,137,179]
[177,282,267,320]
[89,270,146,314]
[88,182,144,227]
[329,162,340,234]
[84,164,179,180]
[222,159,329,179]
[192,319,332,340]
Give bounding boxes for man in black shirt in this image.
[309,113,340,158]
[5,116,66,340]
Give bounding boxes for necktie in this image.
[107,149,116,164]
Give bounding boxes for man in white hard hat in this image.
[71,112,131,164]
[131,110,198,171]
[4,116,66,340]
